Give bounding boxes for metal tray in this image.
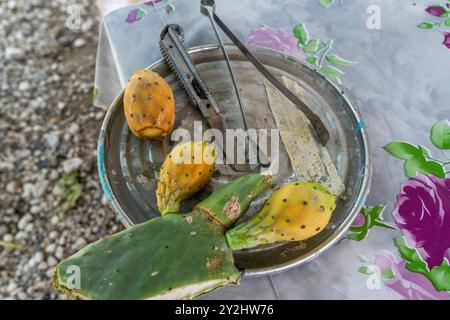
[98,44,371,277]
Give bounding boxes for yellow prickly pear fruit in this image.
[157,141,217,216]
[124,69,175,140]
[226,182,336,250]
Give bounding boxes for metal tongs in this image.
[160,24,258,172]
[200,0,330,147]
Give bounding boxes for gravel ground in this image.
[0,0,123,299]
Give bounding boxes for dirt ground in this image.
[0,0,123,299]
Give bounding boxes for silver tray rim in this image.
[97,44,372,277]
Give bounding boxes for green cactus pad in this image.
[53,213,239,300]
[195,173,272,229]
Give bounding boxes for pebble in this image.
[62,157,83,173]
[18,214,33,230]
[5,47,25,60]
[73,38,86,48]
[0,225,8,237]
[6,181,19,193]
[55,246,64,259]
[46,132,60,149]
[32,180,49,198]
[3,234,13,242]
[50,215,59,225]
[68,123,80,135]
[47,256,58,267]
[18,81,30,91]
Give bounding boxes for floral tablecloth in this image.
[93,0,450,300]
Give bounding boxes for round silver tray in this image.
[98,44,371,277]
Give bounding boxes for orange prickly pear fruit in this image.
[226,182,336,250]
[157,141,217,216]
[123,69,175,140]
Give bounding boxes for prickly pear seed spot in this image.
[130,113,133,118]
[271,215,275,219]
[161,108,164,112]
[138,77,142,80]
[281,233,285,237]
[320,205,325,212]
[303,201,308,206]
[132,94,136,98]
[283,198,287,202]
[168,96,171,100]
[286,219,290,223]
[301,225,306,229]
[291,238,295,241]
[165,245,169,249]
[199,171,202,175]
[154,82,158,85]
[316,227,320,231]
[185,173,189,177]
[295,182,299,185]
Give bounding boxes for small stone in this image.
[52,185,64,197]
[15,231,27,240]
[68,123,80,134]
[55,246,64,259]
[0,161,14,171]
[25,223,34,232]
[6,181,19,193]
[50,215,59,225]
[32,180,49,198]
[18,214,32,230]
[73,38,86,48]
[62,157,83,173]
[0,225,8,237]
[47,256,58,267]
[72,237,87,250]
[18,81,30,91]
[45,243,56,253]
[48,231,59,239]
[4,47,25,60]
[33,251,45,263]
[37,261,48,270]
[7,282,18,292]
[30,205,40,214]
[3,234,13,242]
[46,132,60,149]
